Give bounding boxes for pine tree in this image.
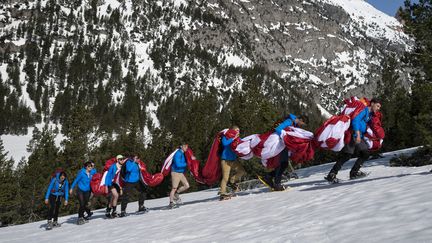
[0,139,20,225]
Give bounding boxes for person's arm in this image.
[352,109,367,143]
[45,178,55,203]
[221,136,234,146]
[275,119,293,135]
[70,171,81,193]
[105,165,115,187]
[64,180,69,204]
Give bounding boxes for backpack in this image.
[103,158,117,173]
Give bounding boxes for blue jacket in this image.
[172,149,187,173]
[123,159,141,183]
[221,135,237,161]
[71,168,94,192]
[275,114,297,136]
[351,108,370,138]
[45,173,69,200]
[105,163,120,187]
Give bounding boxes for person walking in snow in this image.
[119,154,147,217]
[258,114,308,191]
[104,155,126,218]
[69,161,96,225]
[219,125,246,200]
[44,171,69,230]
[325,98,382,183]
[168,144,191,209]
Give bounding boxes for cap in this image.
[116,154,124,159]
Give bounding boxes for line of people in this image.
[44,96,384,229]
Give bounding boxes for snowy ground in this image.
[1,147,431,243]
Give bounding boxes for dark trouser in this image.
[267,148,289,185]
[121,181,146,212]
[77,189,91,218]
[269,159,289,185]
[330,139,369,175]
[47,195,62,221]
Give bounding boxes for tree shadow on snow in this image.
[299,171,430,192]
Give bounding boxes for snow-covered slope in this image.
[1,147,431,242]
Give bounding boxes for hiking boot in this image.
[119,211,126,217]
[84,211,93,220]
[168,202,178,209]
[288,172,299,179]
[324,172,339,183]
[52,221,61,227]
[77,218,86,225]
[105,208,112,218]
[350,170,368,180]
[174,193,182,204]
[273,184,286,191]
[228,182,240,192]
[111,211,118,218]
[258,175,275,189]
[46,220,53,230]
[219,193,232,201]
[138,206,149,213]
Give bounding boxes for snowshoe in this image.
[119,211,126,218]
[219,193,232,201]
[105,208,112,218]
[350,171,370,180]
[228,182,240,193]
[168,202,178,209]
[46,220,53,230]
[52,221,61,228]
[111,211,118,218]
[288,172,299,180]
[257,175,275,190]
[138,206,149,213]
[174,193,182,204]
[77,218,86,225]
[324,173,340,184]
[273,184,286,191]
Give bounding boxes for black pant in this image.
[121,182,146,212]
[77,189,91,218]
[330,139,369,175]
[269,160,288,185]
[47,195,62,221]
[267,148,289,185]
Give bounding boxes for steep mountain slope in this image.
[0,147,431,242]
[0,0,411,159]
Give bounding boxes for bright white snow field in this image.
[0,147,431,242]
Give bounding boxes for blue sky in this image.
[366,0,418,16]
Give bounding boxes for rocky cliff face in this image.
[0,0,411,133]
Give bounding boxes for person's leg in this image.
[137,182,147,210]
[83,191,91,216]
[121,182,132,213]
[329,152,351,174]
[53,197,62,222]
[77,190,86,218]
[177,173,190,194]
[274,160,289,186]
[350,140,370,176]
[230,161,245,184]
[169,172,181,203]
[47,195,56,221]
[219,160,232,195]
[111,185,120,211]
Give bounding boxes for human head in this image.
[116,154,124,162]
[180,143,188,152]
[296,114,309,127]
[370,98,382,113]
[230,125,240,133]
[59,171,67,181]
[84,161,93,171]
